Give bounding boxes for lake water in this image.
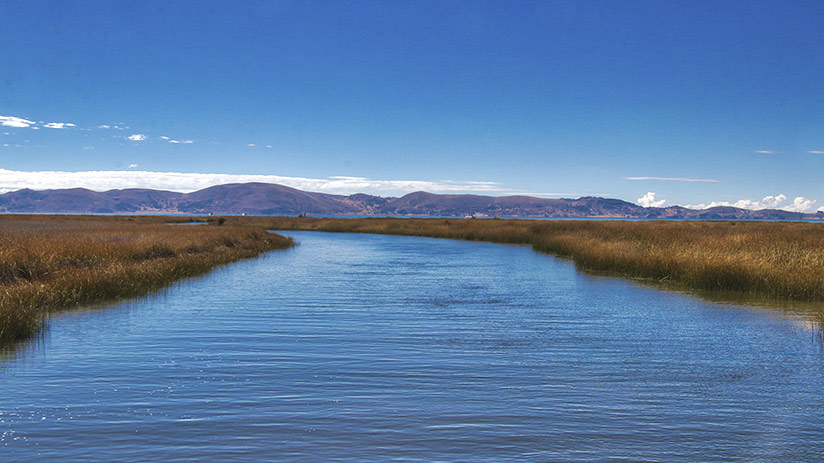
[2,231,823,462]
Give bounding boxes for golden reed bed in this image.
[240,216,824,303]
[4,214,823,343]
[0,215,292,342]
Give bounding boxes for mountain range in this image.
[0,182,821,220]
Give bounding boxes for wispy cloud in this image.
[3,114,193,147]
[43,122,76,129]
[624,176,720,183]
[686,194,819,213]
[2,115,80,130]
[0,168,516,196]
[809,150,824,154]
[753,150,775,154]
[637,192,666,207]
[0,116,36,128]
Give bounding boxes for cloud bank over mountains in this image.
[637,192,666,207]
[0,168,508,196]
[3,112,824,212]
[639,191,823,213]
[0,168,821,213]
[642,192,823,213]
[685,194,823,213]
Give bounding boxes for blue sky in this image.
[2,0,824,211]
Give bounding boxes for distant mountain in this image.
[178,183,364,215]
[0,188,183,213]
[0,182,820,220]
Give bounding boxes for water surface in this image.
[2,231,823,461]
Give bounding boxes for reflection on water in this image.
[1,231,823,462]
[688,289,824,348]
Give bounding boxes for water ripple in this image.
[1,231,823,462]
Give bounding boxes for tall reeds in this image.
[244,217,824,302]
[4,214,822,343]
[0,215,293,342]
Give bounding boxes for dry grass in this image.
[0,215,292,342]
[4,214,822,342]
[233,216,824,302]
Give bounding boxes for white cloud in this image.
[128,164,138,168]
[789,196,817,212]
[759,194,786,208]
[624,176,720,183]
[126,134,147,141]
[159,136,170,140]
[687,194,819,213]
[247,143,256,147]
[265,145,272,149]
[753,150,775,154]
[0,168,515,196]
[0,116,36,128]
[637,192,666,207]
[43,122,76,129]
[809,150,824,154]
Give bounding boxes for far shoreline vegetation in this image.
[242,216,824,302]
[2,214,824,344]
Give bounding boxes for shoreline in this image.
[0,215,293,343]
[240,216,824,304]
[4,214,823,343]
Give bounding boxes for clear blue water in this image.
[2,231,823,462]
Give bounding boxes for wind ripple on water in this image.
[1,231,823,462]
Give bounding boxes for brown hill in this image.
[0,182,820,220]
[177,183,363,215]
[0,188,183,213]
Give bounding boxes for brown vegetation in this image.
[0,215,292,342]
[4,214,823,342]
[233,216,824,302]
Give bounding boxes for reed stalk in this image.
[0,215,292,342]
[242,217,824,302]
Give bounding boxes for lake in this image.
[2,231,823,461]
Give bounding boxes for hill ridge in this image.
[0,183,819,220]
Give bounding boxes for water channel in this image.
[2,231,823,461]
